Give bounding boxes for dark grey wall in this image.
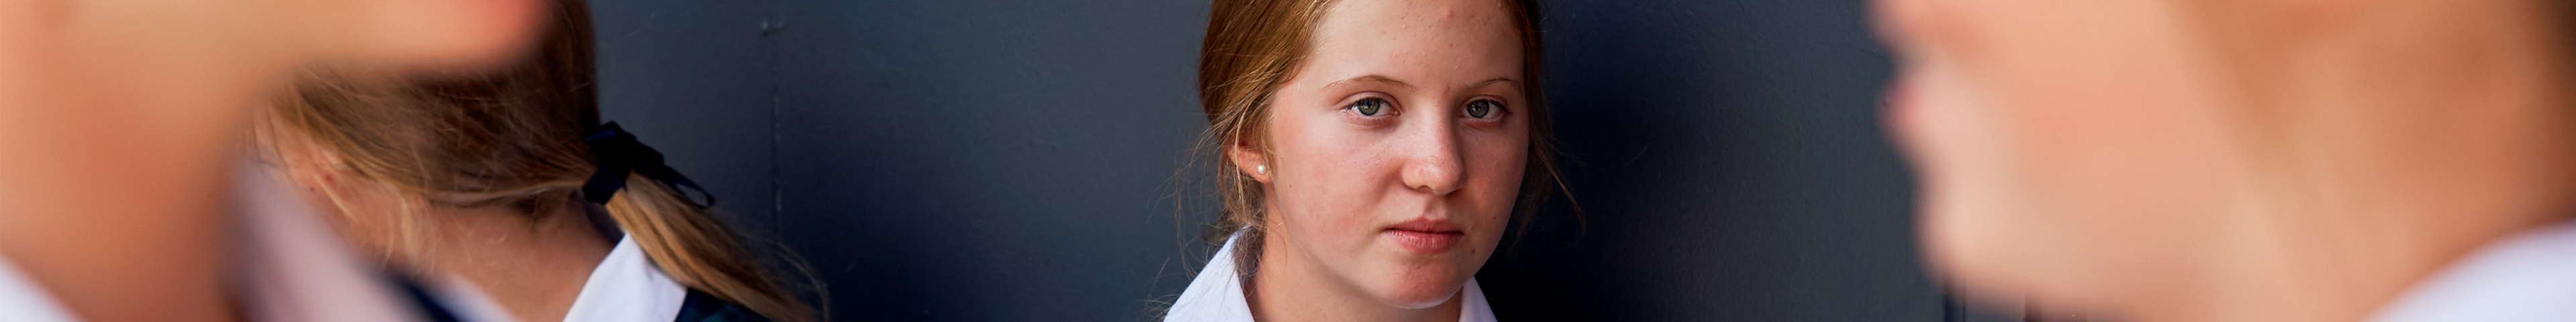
[1475,1,1937,320]
[593,0,1963,321]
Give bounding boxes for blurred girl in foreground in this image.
[0,0,553,320]
[253,1,812,321]
[1878,0,2572,320]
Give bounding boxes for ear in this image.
[279,141,349,193]
[1227,137,1273,184]
[251,121,348,195]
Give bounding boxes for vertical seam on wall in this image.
[763,0,784,227]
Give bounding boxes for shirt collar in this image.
[2373,221,2576,321]
[232,164,450,322]
[1166,231,1498,321]
[0,254,72,321]
[561,236,691,322]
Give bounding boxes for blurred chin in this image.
[345,0,548,72]
[1919,185,2039,310]
[1923,191,2127,317]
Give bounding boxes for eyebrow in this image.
[1324,74,1413,90]
[1322,75,1523,91]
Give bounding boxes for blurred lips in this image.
[1381,219,1464,253]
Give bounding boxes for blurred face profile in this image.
[1240,0,1529,309]
[0,1,547,321]
[52,0,544,66]
[1876,0,2249,310]
[1879,0,2571,316]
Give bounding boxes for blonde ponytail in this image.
[603,176,816,322]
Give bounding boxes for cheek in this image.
[1266,117,1401,241]
[1462,128,1527,227]
[1899,0,2252,307]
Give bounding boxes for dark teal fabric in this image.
[675,289,770,322]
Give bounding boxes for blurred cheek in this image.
[1900,55,2137,310]
[1897,14,2251,315]
[1885,0,2231,292]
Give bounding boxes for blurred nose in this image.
[1399,113,1465,196]
[1872,0,1949,60]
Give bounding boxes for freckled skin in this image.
[1234,0,1530,319]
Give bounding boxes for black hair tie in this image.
[581,121,717,208]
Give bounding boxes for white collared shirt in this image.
[559,236,692,322]
[233,164,447,322]
[1165,231,1498,321]
[2373,221,2576,321]
[0,256,72,321]
[422,235,691,322]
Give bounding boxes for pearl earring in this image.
[1255,164,1267,175]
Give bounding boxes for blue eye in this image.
[1348,97,1391,116]
[1464,100,1503,119]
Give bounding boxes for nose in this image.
[1872,0,1960,61]
[1399,115,1466,196]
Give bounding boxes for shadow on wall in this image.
[759,0,1215,321]
[1475,0,1933,320]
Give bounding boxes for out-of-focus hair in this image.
[261,1,812,320]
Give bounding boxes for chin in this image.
[1922,195,2123,315]
[1366,262,1471,309]
[1919,193,2033,308]
[1376,282,1464,309]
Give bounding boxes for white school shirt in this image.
[233,164,453,322]
[238,162,690,322]
[1165,231,1499,321]
[358,223,695,321]
[2371,221,2576,321]
[0,256,72,321]
[557,235,692,322]
[416,236,690,322]
[402,229,690,322]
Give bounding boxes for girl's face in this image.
[1877,0,2251,309]
[1234,0,1528,309]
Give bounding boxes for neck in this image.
[2128,209,2544,322]
[2141,211,2574,322]
[1246,231,1464,322]
[2130,116,2572,322]
[2129,3,2576,320]
[397,204,614,322]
